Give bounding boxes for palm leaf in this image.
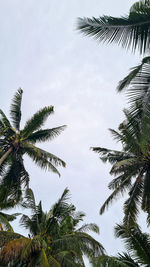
[91,254,134,267]
[100,175,132,215]
[77,223,99,234]
[123,176,144,226]
[26,125,66,144]
[22,106,54,137]
[77,1,150,54]
[115,224,150,266]
[117,56,150,92]
[10,88,23,131]
[23,142,66,176]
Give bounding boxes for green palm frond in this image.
[37,248,50,267]
[53,232,104,258]
[90,254,134,267]
[48,255,61,267]
[92,147,131,164]
[0,157,29,203]
[0,109,12,129]
[22,106,54,137]
[21,188,36,210]
[77,1,150,54]
[117,56,150,92]
[0,213,14,232]
[10,88,23,131]
[100,175,132,215]
[123,177,143,226]
[26,125,66,144]
[141,169,150,225]
[50,188,74,219]
[77,223,99,234]
[115,224,150,266]
[23,142,65,176]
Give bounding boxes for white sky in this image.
[0,0,144,265]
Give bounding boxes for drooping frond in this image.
[91,147,131,164]
[117,56,150,92]
[100,175,132,215]
[22,106,54,137]
[36,248,50,267]
[123,177,144,226]
[90,254,135,267]
[26,125,66,144]
[141,169,150,225]
[23,142,66,176]
[0,212,19,232]
[77,1,150,54]
[21,188,36,210]
[115,224,150,266]
[0,157,29,203]
[77,223,99,234]
[10,88,23,131]
[0,110,12,129]
[52,232,104,258]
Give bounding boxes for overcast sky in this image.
[0,0,144,264]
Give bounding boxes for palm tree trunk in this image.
[0,147,13,166]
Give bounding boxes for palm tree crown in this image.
[0,188,104,266]
[92,100,150,226]
[0,89,66,202]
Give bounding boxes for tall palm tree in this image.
[77,0,150,55]
[92,99,150,226]
[0,89,66,202]
[0,188,104,266]
[91,223,150,266]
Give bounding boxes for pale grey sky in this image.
[0,0,143,265]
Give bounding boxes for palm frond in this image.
[36,249,50,267]
[0,213,14,232]
[141,169,150,225]
[117,56,150,92]
[0,157,29,203]
[22,106,54,137]
[92,147,131,164]
[22,188,36,210]
[0,109,12,129]
[10,88,23,131]
[77,223,99,234]
[123,177,144,226]
[90,254,133,267]
[23,142,66,176]
[115,224,150,266]
[100,176,132,215]
[26,125,66,144]
[77,3,150,54]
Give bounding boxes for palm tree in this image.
[77,0,150,55]
[91,223,150,266]
[0,188,104,266]
[92,99,150,226]
[0,88,66,202]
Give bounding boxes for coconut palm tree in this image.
[91,223,150,266]
[92,98,150,226]
[77,0,150,55]
[0,188,104,266]
[0,88,66,202]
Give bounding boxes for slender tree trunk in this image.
[0,147,13,166]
